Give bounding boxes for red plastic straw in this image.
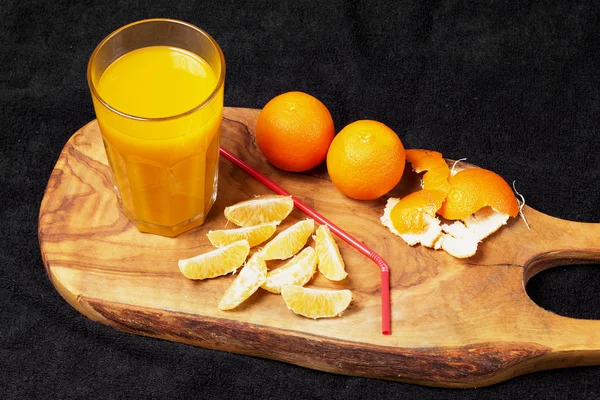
[220,146,391,335]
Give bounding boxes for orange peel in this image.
[438,168,519,221]
[382,151,520,258]
[405,149,451,194]
[433,207,511,258]
[385,189,446,234]
[381,190,445,248]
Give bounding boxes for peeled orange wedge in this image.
[178,240,250,280]
[438,168,519,220]
[224,195,294,227]
[262,247,317,293]
[259,219,314,260]
[207,222,278,248]
[314,225,347,281]
[177,193,355,320]
[281,285,352,319]
[218,253,267,310]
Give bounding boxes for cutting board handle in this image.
[521,209,600,358]
[523,208,600,280]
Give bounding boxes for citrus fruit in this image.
[326,120,405,200]
[314,225,347,281]
[281,285,352,319]
[383,189,446,234]
[438,168,519,220]
[207,222,278,248]
[178,240,250,280]
[261,247,317,293]
[259,219,314,260]
[224,195,294,227]
[218,253,267,310]
[405,149,451,194]
[256,91,335,172]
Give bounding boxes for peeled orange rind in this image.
[281,285,352,319]
[381,196,443,248]
[433,206,511,258]
[178,240,250,280]
[383,189,446,234]
[218,253,267,310]
[438,168,519,221]
[462,206,511,240]
[382,151,520,258]
[224,195,294,227]
[405,149,451,195]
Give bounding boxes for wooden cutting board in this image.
[38,108,600,388]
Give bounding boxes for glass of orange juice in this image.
[87,19,225,237]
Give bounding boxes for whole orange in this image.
[327,120,405,200]
[256,92,335,172]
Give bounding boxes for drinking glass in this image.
[87,19,225,237]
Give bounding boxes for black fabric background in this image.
[1,0,599,398]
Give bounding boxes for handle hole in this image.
[526,264,600,320]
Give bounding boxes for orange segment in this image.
[438,168,519,220]
[405,149,451,194]
[387,189,446,234]
[314,225,347,281]
[218,253,267,310]
[281,285,352,319]
[259,219,314,260]
[261,247,318,294]
[178,240,250,280]
[224,195,294,227]
[207,222,278,248]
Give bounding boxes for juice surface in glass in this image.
[93,45,223,237]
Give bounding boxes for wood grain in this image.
[38,107,600,387]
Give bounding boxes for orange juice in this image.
[92,45,223,236]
